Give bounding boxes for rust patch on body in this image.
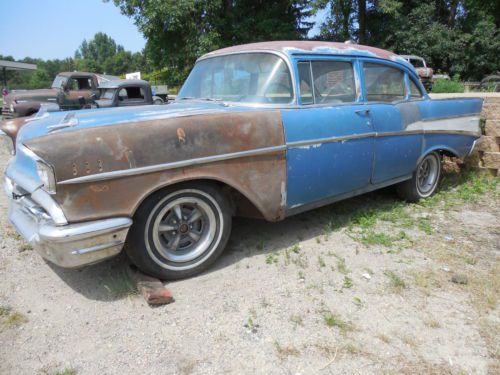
[26,110,287,223]
[176,128,186,144]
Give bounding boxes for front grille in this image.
[1,104,14,119]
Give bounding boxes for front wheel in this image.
[125,183,232,280]
[396,152,442,202]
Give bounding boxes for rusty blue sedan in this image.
[2,41,482,279]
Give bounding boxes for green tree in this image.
[110,0,313,84]
[312,0,499,80]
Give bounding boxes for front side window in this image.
[298,60,356,105]
[178,53,293,104]
[363,63,405,102]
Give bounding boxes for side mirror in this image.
[61,82,68,92]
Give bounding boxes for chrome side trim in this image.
[58,128,480,185]
[467,139,478,156]
[376,130,422,137]
[287,132,377,148]
[421,113,481,122]
[71,240,125,255]
[59,145,287,185]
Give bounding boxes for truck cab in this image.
[2,72,100,119]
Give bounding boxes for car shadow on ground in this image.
[48,187,402,302]
[47,169,476,302]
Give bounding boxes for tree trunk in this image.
[358,0,366,43]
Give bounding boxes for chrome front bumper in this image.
[5,179,133,268]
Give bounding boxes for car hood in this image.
[16,100,257,145]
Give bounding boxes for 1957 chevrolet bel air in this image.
[1,41,482,280]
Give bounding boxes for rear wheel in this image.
[396,152,441,202]
[125,183,232,280]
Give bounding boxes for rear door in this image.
[360,61,423,184]
[283,57,375,210]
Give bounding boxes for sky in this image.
[0,0,147,60]
[0,0,325,61]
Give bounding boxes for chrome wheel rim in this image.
[151,197,216,263]
[417,155,439,195]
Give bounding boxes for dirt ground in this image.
[0,147,498,375]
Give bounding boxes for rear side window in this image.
[363,63,405,102]
[298,60,356,105]
[409,79,423,99]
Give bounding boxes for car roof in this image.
[400,55,424,60]
[98,79,149,89]
[200,41,412,67]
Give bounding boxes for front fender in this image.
[25,109,287,223]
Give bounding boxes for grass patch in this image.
[431,78,464,93]
[265,253,278,265]
[102,271,136,298]
[376,333,392,344]
[52,369,78,375]
[419,169,498,208]
[417,218,433,235]
[322,311,355,333]
[335,256,349,274]
[289,313,303,327]
[423,317,441,328]
[384,271,406,292]
[0,305,28,329]
[19,243,33,252]
[342,276,353,289]
[274,340,300,358]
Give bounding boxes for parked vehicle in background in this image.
[400,55,433,91]
[2,72,97,118]
[1,72,116,119]
[95,79,164,108]
[2,41,483,280]
[0,79,165,143]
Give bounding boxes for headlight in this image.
[9,104,14,112]
[36,160,56,194]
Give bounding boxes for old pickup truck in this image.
[94,79,165,108]
[1,72,108,119]
[2,41,482,280]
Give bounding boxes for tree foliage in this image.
[110,0,314,85]
[3,1,499,90]
[2,32,149,90]
[314,0,499,80]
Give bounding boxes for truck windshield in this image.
[409,59,425,68]
[51,75,68,89]
[178,53,294,104]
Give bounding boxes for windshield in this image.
[100,88,116,100]
[178,53,294,104]
[51,75,67,89]
[409,59,425,68]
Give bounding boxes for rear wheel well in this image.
[134,179,265,220]
[438,149,459,158]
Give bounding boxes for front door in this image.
[283,58,375,210]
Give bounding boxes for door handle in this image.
[355,109,370,115]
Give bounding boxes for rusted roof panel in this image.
[200,41,410,66]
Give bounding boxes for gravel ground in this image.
[0,147,498,375]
